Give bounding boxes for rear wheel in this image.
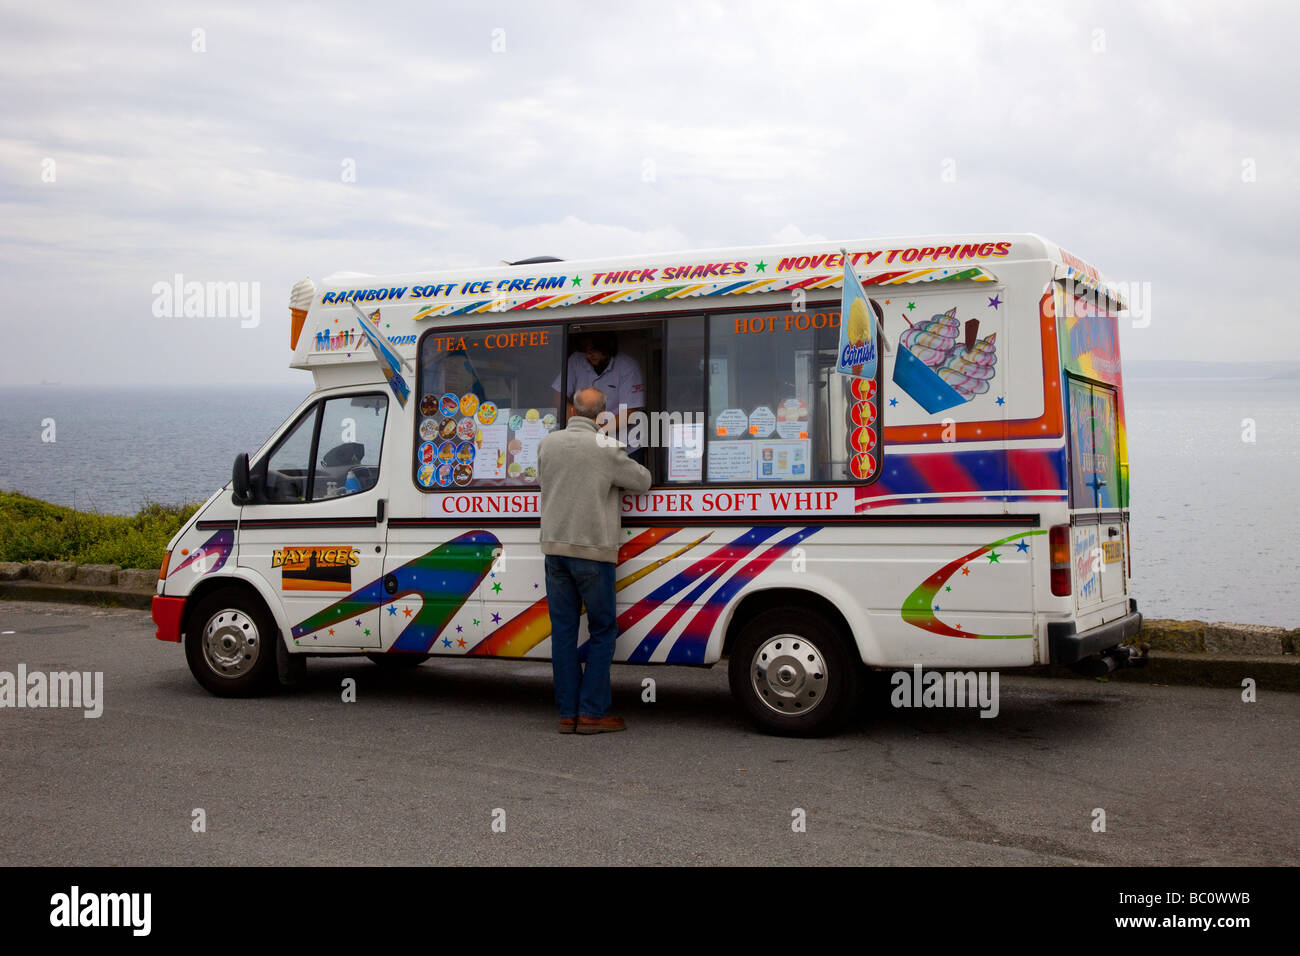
[185,588,279,697]
[728,608,861,737]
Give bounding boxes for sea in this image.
[1,378,1297,627]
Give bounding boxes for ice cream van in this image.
[151,234,1143,736]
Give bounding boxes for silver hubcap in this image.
[751,633,826,715]
[202,608,259,678]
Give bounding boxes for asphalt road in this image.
[0,600,1295,866]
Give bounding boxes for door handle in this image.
[376,498,386,523]
[383,574,398,595]
[1108,526,1120,538]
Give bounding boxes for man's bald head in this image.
[572,388,607,420]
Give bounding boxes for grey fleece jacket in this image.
[537,416,652,563]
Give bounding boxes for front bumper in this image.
[152,595,186,643]
[1048,599,1143,666]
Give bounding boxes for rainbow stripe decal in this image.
[465,525,821,663]
[855,448,1067,510]
[168,529,233,578]
[467,527,686,658]
[291,531,499,651]
[410,267,997,321]
[901,530,1047,639]
[628,526,821,664]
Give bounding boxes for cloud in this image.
[0,0,1296,385]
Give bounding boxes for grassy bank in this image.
[0,492,199,569]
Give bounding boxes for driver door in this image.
[238,392,390,650]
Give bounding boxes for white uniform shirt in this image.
[553,352,645,450]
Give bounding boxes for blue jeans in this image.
[545,554,618,719]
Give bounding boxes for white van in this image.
[152,234,1143,735]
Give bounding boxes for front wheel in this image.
[728,608,861,737]
[185,588,279,697]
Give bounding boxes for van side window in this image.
[261,393,388,503]
[415,325,563,489]
[705,307,852,483]
[263,406,318,503]
[314,395,388,500]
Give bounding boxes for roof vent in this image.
[505,255,565,266]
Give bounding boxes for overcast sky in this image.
[1,0,1295,385]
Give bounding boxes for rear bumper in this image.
[151,595,186,643]
[1048,599,1143,665]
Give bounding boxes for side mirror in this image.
[232,453,253,504]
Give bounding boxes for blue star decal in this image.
[1015,539,1030,553]
[387,605,397,616]
[442,637,453,648]
[995,396,1005,406]
[889,397,898,407]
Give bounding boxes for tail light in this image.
[1049,524,1071,596]
[159,551,171,581]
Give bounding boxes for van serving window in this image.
[705,306,857,483]
[415,324,563,489]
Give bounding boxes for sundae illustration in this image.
[892,307,999,413]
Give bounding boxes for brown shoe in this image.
[576,715,626,735]
[558,717,577,734]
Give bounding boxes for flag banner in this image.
[836,256,882,379]
[350,303,411,407]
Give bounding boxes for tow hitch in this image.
[1070,643,1150,677]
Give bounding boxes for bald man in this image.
[538,387,652,734]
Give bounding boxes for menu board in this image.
[668,421,704,481]
[756,439,809,481]
[774,397,809,440]
[502,408,557,482]
[714,408,748,437]
[708,440,755,481]
[416,393,557,487]
[748,405,776,438]
[472,421,509,479]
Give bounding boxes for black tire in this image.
[184,587,280,697]
[728,607,861,737]
[366,653,429,668]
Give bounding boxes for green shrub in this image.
[0,492,200,569]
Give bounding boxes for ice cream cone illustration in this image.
[847,297,884,376]
[289,277,314,349]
